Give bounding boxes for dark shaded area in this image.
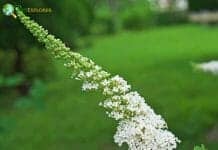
[189,0,218,11]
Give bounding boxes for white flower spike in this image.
[15,8,180,150]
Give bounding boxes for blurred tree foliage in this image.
[188,0,218,11]
[0,0,94,100]
[91,0,154,32]
[0,0,94,50]
[120,0,153,30]
[0,0,94,73]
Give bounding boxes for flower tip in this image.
[2,3,17,18]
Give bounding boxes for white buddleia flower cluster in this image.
[75,66,110,91]
[82,81,99,91]
[16,8,180,150]
[78,69,180,149]
[114,116,179,150]
[101,75,131,96]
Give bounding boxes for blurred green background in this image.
[1,0,218,149]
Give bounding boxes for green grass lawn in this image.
[1,25,218,150]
